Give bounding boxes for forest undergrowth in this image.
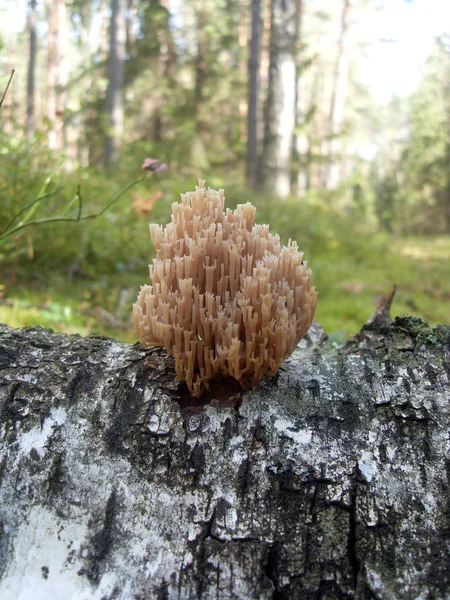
[1,155,449,345]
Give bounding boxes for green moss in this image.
[393,316,450,347]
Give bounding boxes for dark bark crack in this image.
[263,541,289,600]
[348,465,364,594]
[79,489,117,584]
[192,507,217,599]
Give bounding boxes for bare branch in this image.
[0,69,15,110]
[0,176,144,244]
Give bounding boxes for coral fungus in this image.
[133,179,317,396]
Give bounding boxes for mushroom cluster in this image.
[133,179,317,396]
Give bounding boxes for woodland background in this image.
[0,0,449,344]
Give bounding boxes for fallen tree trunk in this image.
[0,312,449,599]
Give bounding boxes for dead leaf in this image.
[132,190,163,216]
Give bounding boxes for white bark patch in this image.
[18,407,67,458]
[273,417,312,445]
[359,451,377,483]
[0,507,89,600]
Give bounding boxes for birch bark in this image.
[0,311,449,598]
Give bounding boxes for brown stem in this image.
[0,69,15,109]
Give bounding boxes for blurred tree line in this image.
[372,35,450,234]
[1,0,450,234]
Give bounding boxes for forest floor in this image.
[1,234,449,345]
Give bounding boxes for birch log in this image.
[0,313,449,599]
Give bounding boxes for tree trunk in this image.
[99,0,108,62]
[3,3,18,135]
[291,0,305,195]
[25,0,37,138]
[1,307,449,598]
[76,3,91,168]
[323,0,351,193]
[246,0,262,189]
[151,0,176,144]
[47,0,57,149]
[260,0,296,199]
[55,0,68,152]
[104,0,127,168]
[194,5,207,128]
[46,0,68,151]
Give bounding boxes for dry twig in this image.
[0,69,15,110]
